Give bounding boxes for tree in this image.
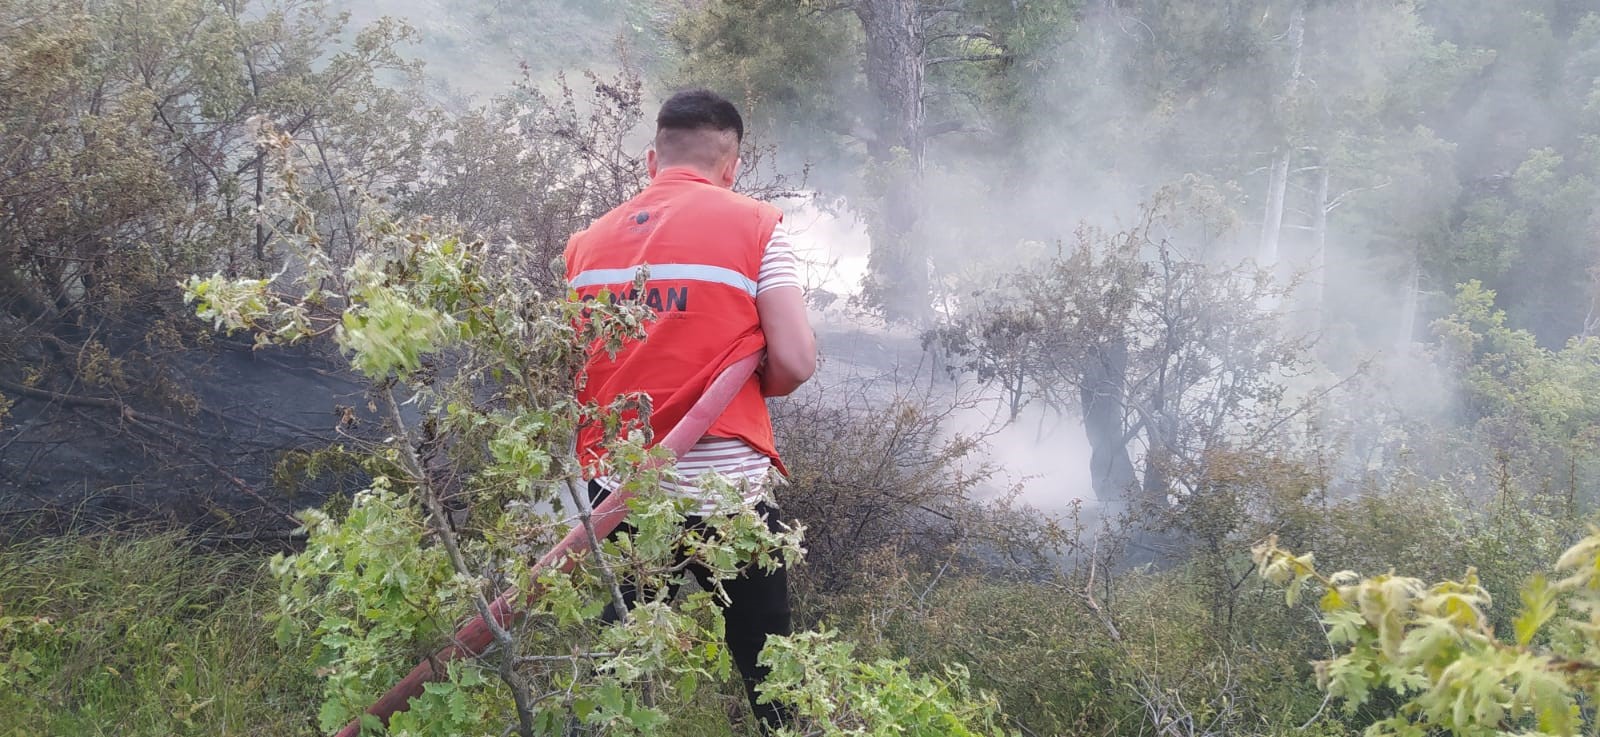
[1414,5,1600,344]
[937,200,1315,520]
[1427,281,1600,505]
[0,0,432,383]
[666,0,863,169]
[1252,0,1470,329]
[0,0,442,528]
[410,68,652,283]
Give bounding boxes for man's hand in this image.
[755,285,816,397]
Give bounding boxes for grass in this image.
[0,531,777,737]
[0,533,318,737]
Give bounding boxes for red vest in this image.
[565,167,786,476]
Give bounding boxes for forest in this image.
[4,0,1600,735]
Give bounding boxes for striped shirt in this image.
[595,223,802,514]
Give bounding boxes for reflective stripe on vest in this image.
[569,263,758,296]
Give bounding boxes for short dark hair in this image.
[656,89,744,142]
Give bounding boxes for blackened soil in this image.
[0,335,378,542]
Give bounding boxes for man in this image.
[563,89,817,734]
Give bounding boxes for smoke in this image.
[776,197,873,309]
[325,0,1600,509]
[959,405,1097,509]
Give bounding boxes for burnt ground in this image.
[0,310,1086,550]
[0,334,378,543]
[0,314,941,542]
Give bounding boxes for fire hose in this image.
[332,351,765,737]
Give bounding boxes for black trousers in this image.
[589,481,793,734]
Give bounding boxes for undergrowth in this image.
[0,531,796,737]
[0,533,319,737]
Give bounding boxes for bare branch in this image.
[922,119,988,138]
[563,477,632,625]
[1327,179,1392,212]
[803,0,858,14]
[925,53,1010,67]
[381,386,537,737]
[921,29,995,48]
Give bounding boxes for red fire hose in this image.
[332,352,764,737]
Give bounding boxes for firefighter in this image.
[564,88,817,734]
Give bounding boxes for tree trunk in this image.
[1397,253,1420,353]
[1309,163,1330,321]
[1257,2,1304,273]
[855,0,929,324]
[855,0,924,169]
[1079,337,1137,503]
[1259,149,1291,268]
[1140,417,1174,506]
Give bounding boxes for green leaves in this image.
[1316,652,1374,710]
[1513,575,1558,647]
[270,483,467,733]
[384,662,494,737]
[758,630,1016,737]
[1432,282,1600,468]
[1258,533,1600,736]
[181,274,275,334]
[337,285,454,379]
[482,409,556,497]
[0,610,60,691]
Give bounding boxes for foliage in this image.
[0,0,428,320]
[1253,525,1600,737]
[410,60,808,289]
[357,0,676,94]
[669,0,1600,351]
[790,444,1585,737]
[668,0,863,172]
[1430,281,1600,505]
[0,0,452,527]
[1421,12,1600,341]
[760,630,1013,737]
[409,67,653,282]
[270,482,467,732]
[15,2,1600,737]
[8,457,1578,737]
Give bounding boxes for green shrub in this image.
[1255,521,1600,737]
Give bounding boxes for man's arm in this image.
[757,285,816,396]
[753,222,816,396]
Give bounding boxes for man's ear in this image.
[720,154,741,188]
[646,148,659,179]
